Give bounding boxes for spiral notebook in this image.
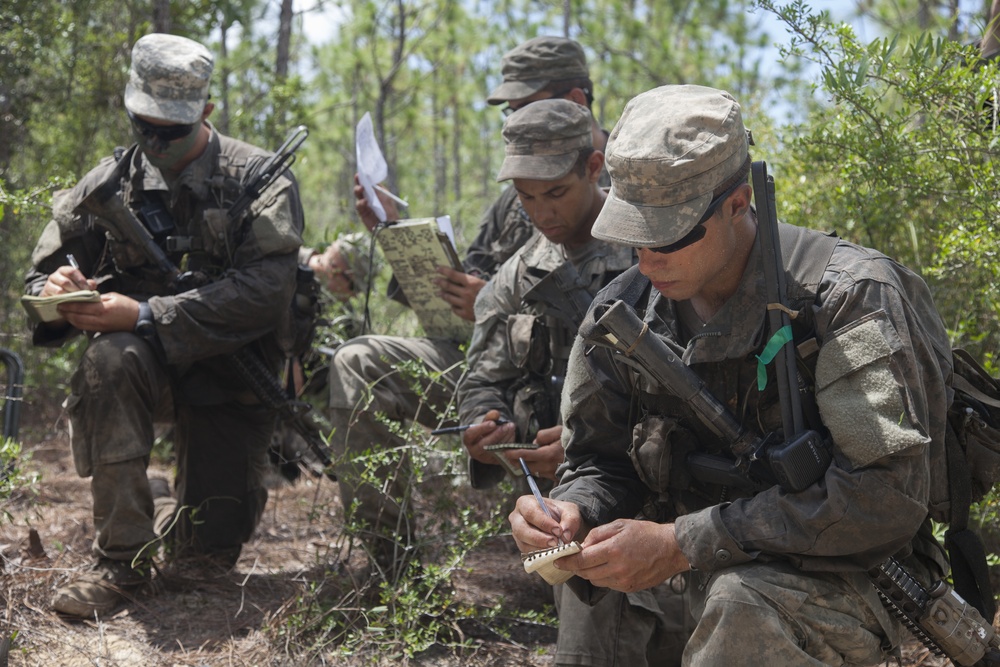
[521,541,581,585]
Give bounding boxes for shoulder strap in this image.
[617,265,653,313]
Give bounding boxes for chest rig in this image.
[107,144,256,295]
[619,225,840,515]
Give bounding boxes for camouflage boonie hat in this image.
[496,99,593,182]
[592,85,749,248]
[487,36,589,105]
[124,34,214,125]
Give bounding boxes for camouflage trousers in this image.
[684,561,897,666]
[327,335,465,557]
[66,332,276,564]
[556,576,693,667]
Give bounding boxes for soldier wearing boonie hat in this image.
[124,33,213,125]
[30,32,306,620]
[511,83,955,666]
[460,96,691,667]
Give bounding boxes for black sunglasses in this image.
[127,110,199,143]
[647,180,745,255]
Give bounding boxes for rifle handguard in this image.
[584,300,751,449]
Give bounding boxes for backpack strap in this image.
[945,348,1000,621]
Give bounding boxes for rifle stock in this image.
[76,156,182,285]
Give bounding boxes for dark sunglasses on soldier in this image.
[127,111,199,143]
[648,180,745,255]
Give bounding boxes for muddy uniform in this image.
[26,127,303,565]
[328,185,533,560]
[553,223,953,665]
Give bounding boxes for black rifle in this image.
[578,161,1000,666]
[75,125,336,482]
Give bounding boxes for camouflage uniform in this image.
[550,85,954,665]
[25,35,303,582]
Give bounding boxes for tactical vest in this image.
[621,224,838,518]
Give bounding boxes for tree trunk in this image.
[218,19,231,135]
[277,0,293,80]
[983,0,1000,59]
[152,0,171,33]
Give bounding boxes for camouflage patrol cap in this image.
[124,34,214,125]
[592,85,750,248]
[487,36,589,105]
[496,99,593,182]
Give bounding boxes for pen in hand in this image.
[65,253,90,291]
[520,457,564,546]
[430,417,509,435]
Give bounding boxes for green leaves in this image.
[761,0,1000,364]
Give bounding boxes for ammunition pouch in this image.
[288,264,321,358]
[508,376,557,441]
[628,415,699,496]
[506,313,557,439]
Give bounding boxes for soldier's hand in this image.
[509,494,581,553]
[42,265,97,297]
[59,292,140,334]
[514,425,563,480]
[434,266,486,322]
[462,408,515,464]
[557,519,691,593]
[353,174,399,231]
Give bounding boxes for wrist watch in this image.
[134,301,155,337]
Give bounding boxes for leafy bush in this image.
[758,0,1000,365]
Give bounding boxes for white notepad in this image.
[521,541,581,585]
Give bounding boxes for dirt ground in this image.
[0,393,953,666]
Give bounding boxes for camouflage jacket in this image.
[553,223,953,582]
[25,125,303,399]
[459,232,635,487]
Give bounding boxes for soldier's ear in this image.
[201,102,215,120]
[587,151,605,184]
[726,183,752,219]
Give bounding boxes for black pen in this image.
[430,417,509,435]
[520,457,563,545]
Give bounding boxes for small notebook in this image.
[521,541,582,585]
[483,442,539,478]
[21,290,101,323]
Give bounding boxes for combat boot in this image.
[51,557,151,618]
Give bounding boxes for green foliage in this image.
[759,0,1000,364]
[0,436,40,524]
[268,356,546,662]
